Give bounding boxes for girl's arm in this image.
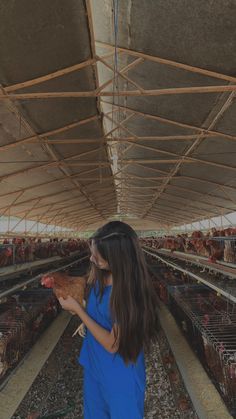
[59,296,119,353]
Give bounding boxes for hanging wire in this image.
[111,0,119,137]
[111,0,124,217]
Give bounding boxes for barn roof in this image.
[0,0,236,231]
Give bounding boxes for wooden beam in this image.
[0,187,85,213]
[118,159,236,172]
[0,89,98,230]
[131,162,168,175]
[3,51,114,94]
[4,59,97,93]
[126,164,236,192]
[3,84,236,99]
[0,190,25,218]
[30,137,105,145]
[147,208,194,222]
[145,213,175,222]
[164,184,234,211]
[38,211,70,234]
[117,184,161,190]
[1,112,110,222]
[117,159,189,164]
[118,197,148,204]
[26,204,59,233]
[22,134,204,144]
[0,148,109,182]
[129,175,235,211]
[96,57,144,93]
[42,206,98,222]
[61,213,100,224]
[121,141,236,172]
[158,193,220,216]
[145,213,185,223]
[149,201,207,218]
[0,115,100,152]
[18,199,94,220]
[98,56,145,93]
[120,174,166,181]
[101,101,236,142]
[9,198,42,232]
[182,174,236,192]
[96,41,236,84]
[0,167,102,200]
[104,112,136,139]
[141,90,235,219]
[218,185,236,206]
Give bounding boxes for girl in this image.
[59,221,159,419]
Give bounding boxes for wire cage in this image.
[168,284,236,415]
[0,305,31,379]
[0,244,14,267]
[0,289,60,382]
[0,239,89,269]
[143,234,236,264]
[147,254,195,304]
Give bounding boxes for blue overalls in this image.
[78,284,146,419]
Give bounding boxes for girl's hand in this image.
[72,322,86,338]
[58,296,80,314]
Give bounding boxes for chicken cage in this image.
[168,284,236,415]
[143,233,236,264]
[147,255,195,305]
[0,289,60,383]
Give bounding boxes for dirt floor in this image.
[12,317,197,419]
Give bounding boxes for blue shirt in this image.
[79,284,146,393]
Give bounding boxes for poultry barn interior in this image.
[1,1,236,418]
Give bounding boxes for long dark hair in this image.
[88,221,159,363]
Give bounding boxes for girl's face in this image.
[89,240,110,271]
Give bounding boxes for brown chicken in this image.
[41,271,86,306]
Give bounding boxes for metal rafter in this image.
[122,167,236,192]
[147,209,196,223]
[60,212,101,225]
[130,163,236,193]
[4,59,97,93]
[38,205,98,223]
[154,194,220,217]
[15,199,94,220]
[141,91,236,218]
[96,41,236,84]
[3,84,236,99]
[16,134,212,145]
[118,139,236,172]
[0,89,109,226]
[0,114,100,152]
[85,0,117,219]
[96,57,144,93]
[2,12,236,232]
[0,147,107,182]
[0,167,107,200]
[147,201,211,218]
[4,52,115,93]
[8,198,42,232]
[0,188,87,215]
[26,204,63,233]
[122,174,235,210]
[101,101,236,142]
[97,56,145,93]
[0,190,25,218]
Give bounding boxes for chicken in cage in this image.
[168,284,236,414]
[0,290,59,382]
